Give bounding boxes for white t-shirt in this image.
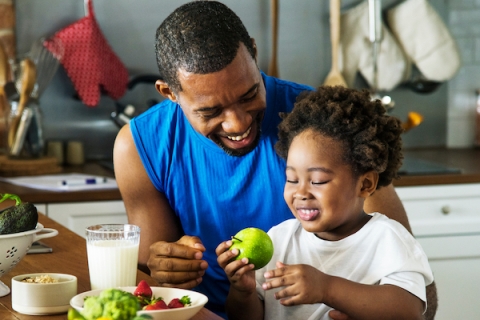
[255,212,434,320]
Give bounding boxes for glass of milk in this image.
[86,224,140,290]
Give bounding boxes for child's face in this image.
[284,129,371,241]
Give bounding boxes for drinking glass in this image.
[86,224,140,290]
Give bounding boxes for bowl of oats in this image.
[11,273,77,315]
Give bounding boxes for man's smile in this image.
[226,126,252,141]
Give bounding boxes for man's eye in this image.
[239,91,258,103]
[201,109,221,119]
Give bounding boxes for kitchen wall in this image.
[14,0,470,161]
[447,0,480,147]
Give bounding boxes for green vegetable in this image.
[0,193,38,234]
[69,288,152,320]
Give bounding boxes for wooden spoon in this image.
[0,43,10,151]
[7,58,36,148]
[267,0,279,78]
[323,0,347,87]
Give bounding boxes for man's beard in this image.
[211,114,263,157]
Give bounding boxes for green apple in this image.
[229,227,274,270]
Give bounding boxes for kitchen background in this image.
[10,0,480,160]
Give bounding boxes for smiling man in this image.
[113,1,436,319]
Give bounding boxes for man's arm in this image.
[364,183,411,232]
[113,125,184,273]
[364,184,438,320]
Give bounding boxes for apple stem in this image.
[232,236,242,242]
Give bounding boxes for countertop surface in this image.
[0,214,221,320]
[394,147,480,187]
[0,148,479,203]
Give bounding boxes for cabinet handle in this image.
[441,205,451,215]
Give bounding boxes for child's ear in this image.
[359,171,379,198]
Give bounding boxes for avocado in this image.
[0,194,38,234]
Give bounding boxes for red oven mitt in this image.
[45,0,128,107]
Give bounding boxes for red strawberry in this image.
[134,280,153,306]
[144,299,168,310]
[167,295,191,308]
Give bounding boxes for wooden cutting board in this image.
[0,155,62,176]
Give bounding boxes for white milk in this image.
[87,240,139,290]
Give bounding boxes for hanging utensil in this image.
[368,0,394,110]
[28,36,64,100]
[7,58,36,149]
[267,0,279,78]
[323,0,347,87]
[0,43,10,153]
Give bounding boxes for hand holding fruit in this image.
[147,235,208,289]
[217,227,274,292]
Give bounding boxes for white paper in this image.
[0,173,118,192]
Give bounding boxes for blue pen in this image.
[60,177,108,186]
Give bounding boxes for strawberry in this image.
[133,280,153,306]
[143,299,168,310]
[167,295,191,308]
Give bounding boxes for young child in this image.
[216,85,434,320]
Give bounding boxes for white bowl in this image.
[0,223,58,297]
[70,286,208,320]
[12,273,77,315]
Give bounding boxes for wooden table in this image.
[0,214,222,320]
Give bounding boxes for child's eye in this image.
[312,181,328,185]
[286,180,298,184]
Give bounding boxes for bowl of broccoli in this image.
[69,286,208,320]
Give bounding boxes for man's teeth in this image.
[226,126,251,141]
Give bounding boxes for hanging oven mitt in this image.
[45,0,128,107]
[340,1,408,91]
[386,0,461,82]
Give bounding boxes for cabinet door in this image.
[417,234,480,319]
[33,203,47,215]
[47,201,128,238]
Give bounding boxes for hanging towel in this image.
[387,0,461,82]
[340,1,408,91]
[45,0,128,107]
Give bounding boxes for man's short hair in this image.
[155,1,256,93]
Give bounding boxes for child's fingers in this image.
[215,240,232,256]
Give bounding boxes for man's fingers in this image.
[328,310,350,320]
[148,255,208,272]
[177,235,206,252]
[151,268,205,285]
[150,240,204,260]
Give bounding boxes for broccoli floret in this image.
[78,289,144,320]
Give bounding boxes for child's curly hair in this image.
[275,85,403,188]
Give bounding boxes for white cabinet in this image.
[35,201,128,238]
[396,183,480,320]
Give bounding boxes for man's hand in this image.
[147,235,208,289]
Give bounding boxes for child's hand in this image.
[262,261,329,306]
[216,240,256,292]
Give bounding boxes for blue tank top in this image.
[131,72,313,316]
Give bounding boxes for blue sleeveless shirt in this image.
[131,72,313,316]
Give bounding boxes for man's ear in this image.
[359,171,379,198]
[251,38,258,61]
[155,80,177,102]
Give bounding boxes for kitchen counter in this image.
[0,148,479,203]
[0,214,222,320]
[394,147,480,187]
[0,162,121,203]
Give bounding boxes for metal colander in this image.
[0,223,58,296]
